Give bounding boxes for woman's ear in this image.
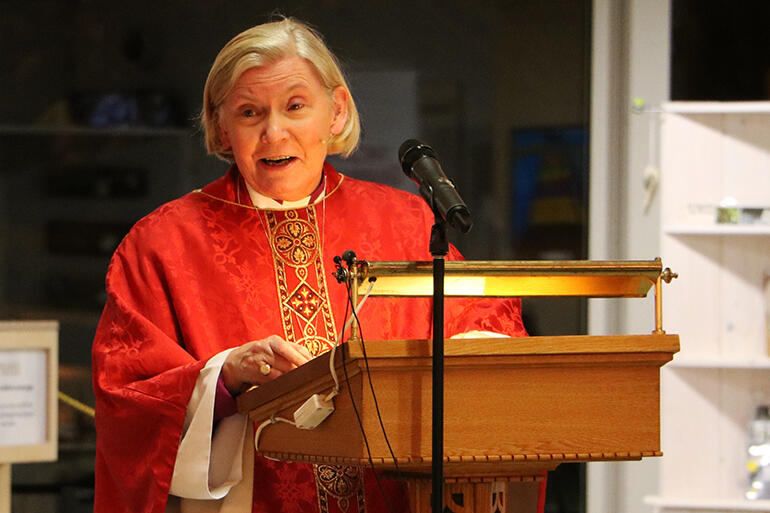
[329,86,349,135]
[216,117,230,149]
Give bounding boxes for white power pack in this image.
[293,394,334,429]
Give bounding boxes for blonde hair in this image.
[201,18,360,161]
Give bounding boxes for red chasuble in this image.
[92,163,527,513]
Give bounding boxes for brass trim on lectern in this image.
[348,258,677,334]
[356,259,660,297]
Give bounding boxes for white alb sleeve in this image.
[169,348,249,500]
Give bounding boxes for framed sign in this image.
[0,321,58,464]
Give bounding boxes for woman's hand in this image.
[221,335,313,394]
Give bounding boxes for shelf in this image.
[0,304,101,326]
[664,224,770,236]
[646,496,770,512]
[663,101,770,114]
[0,124,193,137]
[669,357,770,370]
[58,442,96,453]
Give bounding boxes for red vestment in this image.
[92,163,527,513]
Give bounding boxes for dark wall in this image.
[672,0,770,100]
[1,0,592,261]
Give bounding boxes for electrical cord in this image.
[341,280,375,336]
[344,282,402,476]
[339,278,411,513]
[325,280,375,403]
[339,323,395,513]
[254,415,296,461]
[324,342,341,403]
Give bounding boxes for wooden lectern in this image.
[236,260,679,513]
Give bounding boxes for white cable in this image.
[254,416,295,461]
[342,280,375,335]
[325,280,375,403]
[325,343,341,402]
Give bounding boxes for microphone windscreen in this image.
[399,139,438,174]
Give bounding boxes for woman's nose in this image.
[260,112,289,143]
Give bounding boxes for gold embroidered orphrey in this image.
[264,206,367,513]
[315,464,366,513]
[265,207,337,357]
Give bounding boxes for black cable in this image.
[339,303,395,513]
[345,282,402,477]
[331,255,400,511]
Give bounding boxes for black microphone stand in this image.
[429,211,448,513]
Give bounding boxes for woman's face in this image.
[216,56,348,201]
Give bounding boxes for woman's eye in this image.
[241,109,256,118]
[288,103,304,111]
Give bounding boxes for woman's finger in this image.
[269,338,313,367]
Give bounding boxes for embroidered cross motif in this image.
[287,283,323,321]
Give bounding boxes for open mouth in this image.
[261,156,296,166]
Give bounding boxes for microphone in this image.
[398,139,473,233]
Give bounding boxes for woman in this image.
[92,17,527,513]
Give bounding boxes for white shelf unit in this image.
[651,102,770,513]
[646,496,770,512]
[664,225,770,236]
[664,101,770,114]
